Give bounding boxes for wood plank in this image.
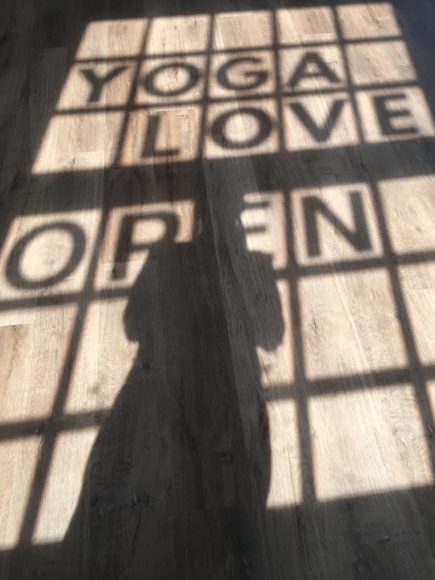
[0,1,434,578]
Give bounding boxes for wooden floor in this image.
[1,0,435,578]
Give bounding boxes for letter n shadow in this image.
[303,191,372,257]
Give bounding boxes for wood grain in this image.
[0,0,434,578]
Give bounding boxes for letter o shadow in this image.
[6,222,86,289]
[143,62,200,97]
[211,107,272,149]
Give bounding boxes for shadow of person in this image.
[41,195,284,579]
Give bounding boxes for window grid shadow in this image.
[0,5,432,549]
